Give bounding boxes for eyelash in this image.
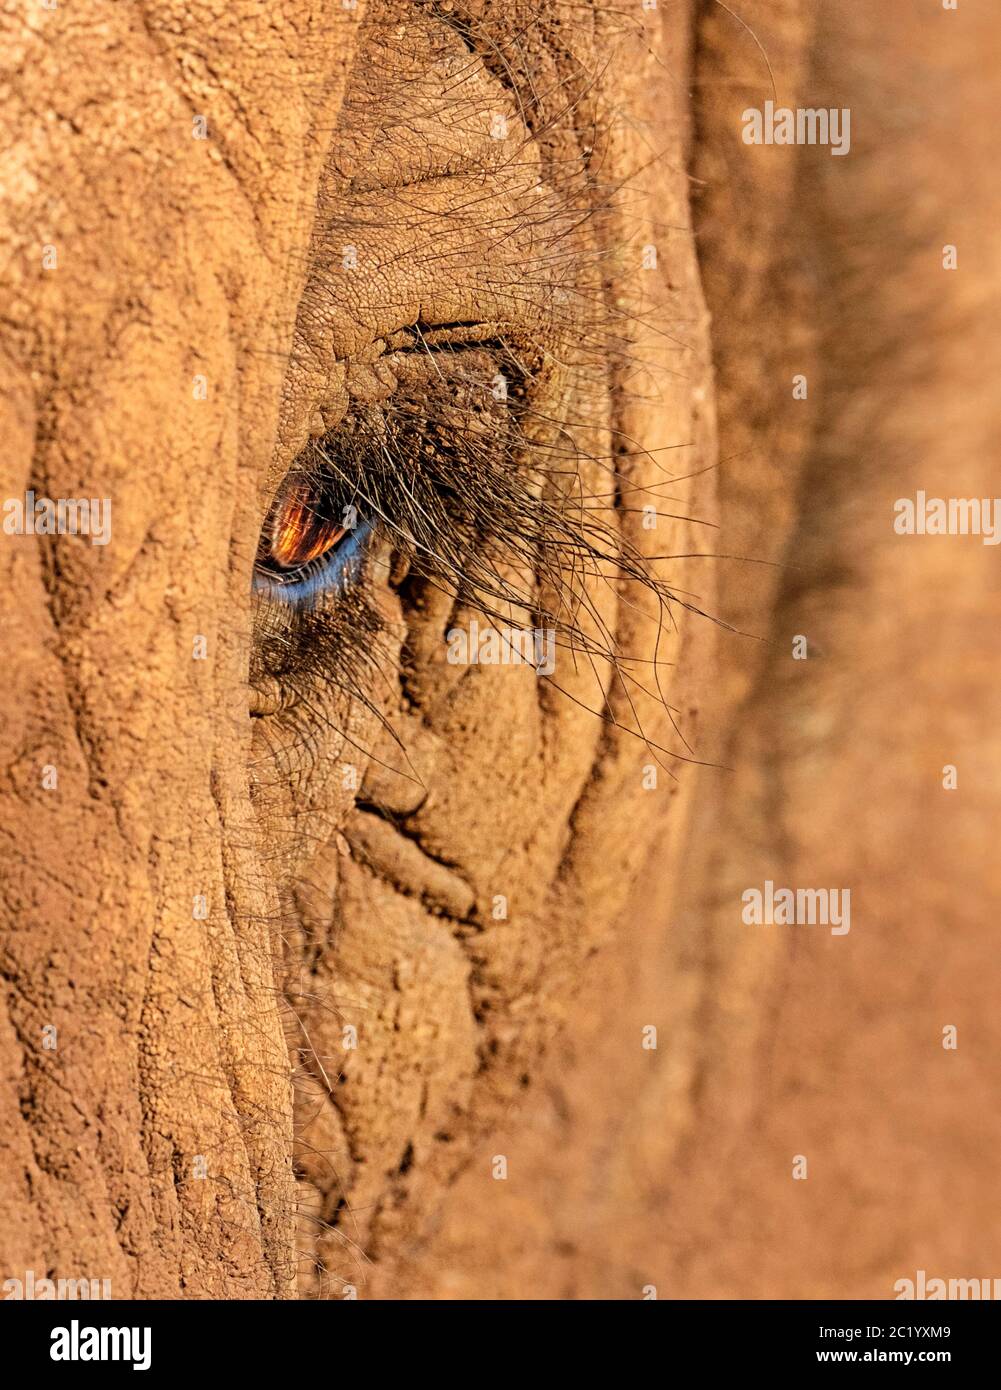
[252,343,515,613]
[249,338,684,741]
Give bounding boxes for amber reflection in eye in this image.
[254,471,371,606]
[268,488,347,571]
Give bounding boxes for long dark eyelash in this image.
[250,339,710,769]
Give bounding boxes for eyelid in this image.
[383,320,506,353]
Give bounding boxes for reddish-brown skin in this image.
[1,0,997,1300]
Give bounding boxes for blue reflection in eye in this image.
[253,519,372,607]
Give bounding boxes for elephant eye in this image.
[272,492,346,568]
[253,472,369,605]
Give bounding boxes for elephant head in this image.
[6,0,1000,1306]
[1,0,715,1296]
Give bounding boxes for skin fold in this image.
[1,0,998,1301]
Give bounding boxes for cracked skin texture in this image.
[2,0,998,1302]
[1,0,714,1297]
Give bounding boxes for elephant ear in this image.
[0,3,363,1298]
[286,3,720,1295]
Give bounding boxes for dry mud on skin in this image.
[1,0,999,1301]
